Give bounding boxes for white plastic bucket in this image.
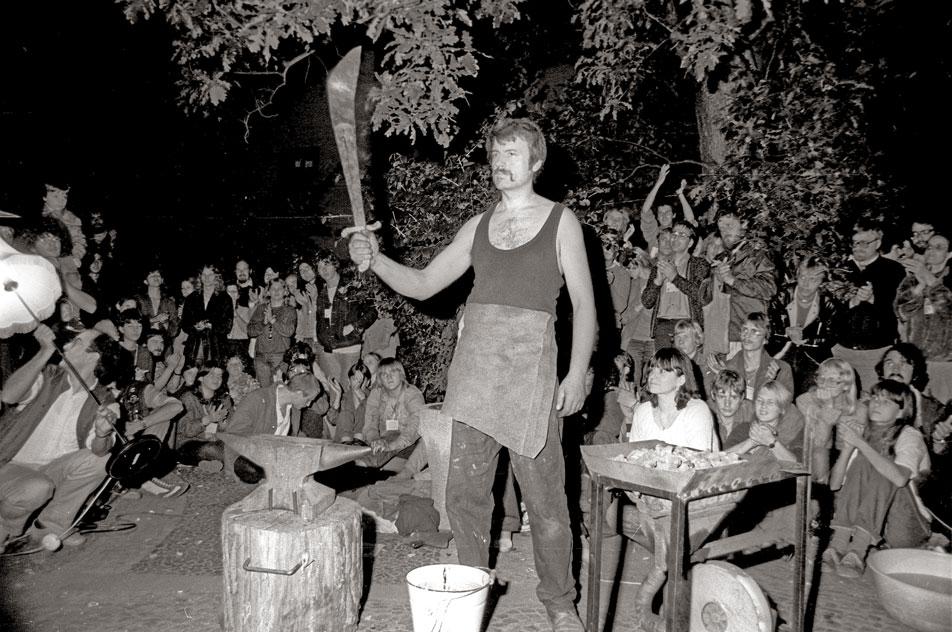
[406,563,491,632]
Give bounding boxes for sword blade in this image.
[327,46,366,228]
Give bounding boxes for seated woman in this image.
[795,358,866,484]
[625,347,717,451]
[708,370,755,448]
[224,354,259,407]
[723,380,806,544]
[357,358,427,471]
[618,348,721,624]
[825,380,932,578]
[724,380,804,463]
[723,312,793,401]
[176,366,234,470]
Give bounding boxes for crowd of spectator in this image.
[0,173,949,589]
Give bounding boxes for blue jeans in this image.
[445,411,575,614]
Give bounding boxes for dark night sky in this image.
[1,1,950,282]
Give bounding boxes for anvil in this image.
[218,433,371,519]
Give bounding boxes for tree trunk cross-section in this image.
[222,495,363,632]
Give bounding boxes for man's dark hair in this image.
[117,309,144,327]
[876,343,930,392]
[92,334,132,388]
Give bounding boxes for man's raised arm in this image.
[348,215,481,301]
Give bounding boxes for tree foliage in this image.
[115,0,929,392]
[117,0,525,146]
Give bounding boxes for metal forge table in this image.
[582,442,811,632]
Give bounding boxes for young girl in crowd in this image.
[725,380,804,463]
[708,370,755,448]
[826,380,932,578]
[796,358,866,484]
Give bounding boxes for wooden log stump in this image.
[222,491,363,632]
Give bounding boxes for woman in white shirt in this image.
[625,347,719,452]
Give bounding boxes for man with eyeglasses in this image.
[831,217,905,391]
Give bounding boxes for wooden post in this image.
[222,488,363,632]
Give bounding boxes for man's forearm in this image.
[370,253,435,301]
[1,346,54,404]
[566,301,596,378]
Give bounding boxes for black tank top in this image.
[468,203,565,315]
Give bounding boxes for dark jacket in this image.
[700,239,777,342]
[181,290,234,367]
[641,255,711,335]
[768,285,843,393]
[136,292,180,338]
[314,283,376,352]
[226,384,301,437]
[837,255,905,350]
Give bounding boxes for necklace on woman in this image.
[796,288,815,305]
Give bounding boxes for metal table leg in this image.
[664,498,691,631]
[792,475,810,632]
[586,476,605,631]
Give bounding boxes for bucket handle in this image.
[421,566,495,632]
[242,557,303,576]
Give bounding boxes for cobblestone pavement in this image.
[0,466,928,631]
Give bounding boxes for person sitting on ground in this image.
[224,354,259,407]
[176,366,233,449]
[796,358,866,485]
[708,370,755,448]
[283,343,335,439]
[825,380,932,578]
[0,325,126,551]
[144,329,185,394]
[724,380,806,546]
[719,312,793,401]
[875,343,945,446]
[362,351,382,388]
[331,360,372,445]
[623,347,717,451]
[115,309,153,384]
[725,381,804,463]
[177,372,323,484]
[357,358,427,471]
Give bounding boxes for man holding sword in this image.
[349,117,595,631]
